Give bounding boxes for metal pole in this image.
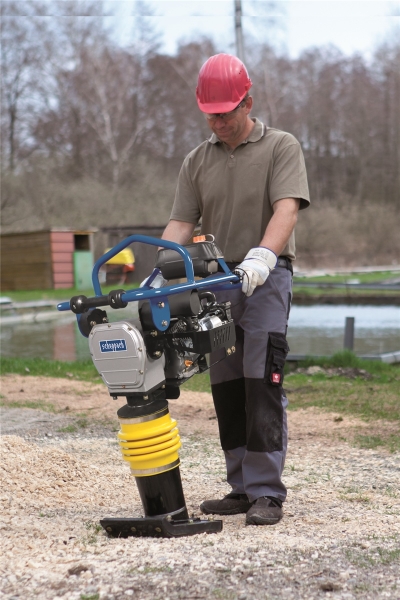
[234,0,245,62]
[344,317,355,350]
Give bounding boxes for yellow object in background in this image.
[105,248,135,266]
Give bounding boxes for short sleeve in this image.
[269,142,310,210]
[170,157,202,224]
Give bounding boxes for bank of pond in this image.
[1,303,399,362]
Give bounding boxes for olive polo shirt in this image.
[170,118,310,261]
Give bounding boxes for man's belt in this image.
[224,256,293,274]
[276,256,293,274]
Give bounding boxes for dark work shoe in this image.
[200,493,252,515]
[245,496,283,525]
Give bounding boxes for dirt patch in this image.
[1,375,399,600]
[0,374,384,442]
[0,374,219,434]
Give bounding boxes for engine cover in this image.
[89,321,165,395]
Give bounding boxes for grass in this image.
[285,353,400,422]
[284,351,400,452]
[0,357,101,382]
[1,284,139,303]
[355,434,388,450]
[58,416,88,433]
[81,521,103,546]
[1,351,399,450]
[0,398,56,412]
[57,424,79,433]
[294,349,390,371]
[183,371,212,393]
[212,590,236,599]
[294,270,399,285]
[345,542,400,568]
[355,433,400,454]
[127,565,172,575]
[192,352,400,413]
[292,269,400,298]
[339,486,371,503]
[292,286,399,298]
[0,355,212,391]
[192,350,400,406]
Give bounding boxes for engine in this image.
[88,288,235,399]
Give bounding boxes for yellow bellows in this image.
[118,410,181,477]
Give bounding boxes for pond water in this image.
[286,304,400,356]
[1,304,399,362]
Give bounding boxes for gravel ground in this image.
[0,375,399,600]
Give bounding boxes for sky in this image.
[107,0,400,60]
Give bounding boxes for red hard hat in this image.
[196,54,252,113]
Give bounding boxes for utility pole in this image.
[234,0,245,62]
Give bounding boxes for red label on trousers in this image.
[272,373,281,383]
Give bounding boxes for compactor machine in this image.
[57,235,240,538]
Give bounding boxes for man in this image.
[155,53,310,525]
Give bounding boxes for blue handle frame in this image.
[57,235,241,332]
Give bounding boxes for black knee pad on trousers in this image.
[211,378,247,451]
[245,378,284,453]
[211,332,289,453]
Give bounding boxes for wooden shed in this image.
[0,229,97,291]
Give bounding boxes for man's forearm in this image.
[160,220,196,246]
[259,198,300,256]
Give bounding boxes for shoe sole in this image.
[246,515,282,525]
[200,504,251,516]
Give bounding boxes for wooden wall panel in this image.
[1,231,53,290]
[1,230,96,290]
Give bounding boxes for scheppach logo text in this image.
[99,339,127,353]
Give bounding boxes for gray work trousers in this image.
[210,266,292,503]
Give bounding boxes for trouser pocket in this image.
[264,332,290,386]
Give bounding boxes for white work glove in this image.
[140,268,167,289]
[236,247,277,297]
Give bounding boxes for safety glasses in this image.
[204,98,247,122]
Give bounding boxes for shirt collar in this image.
[208,118,265,145]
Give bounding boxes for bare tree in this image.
[373,40,400,205]
[143,38,217,160]
[73,45,144,195]
[0,0,53,172]
[129,0,162,59]
[2,0,398,259]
